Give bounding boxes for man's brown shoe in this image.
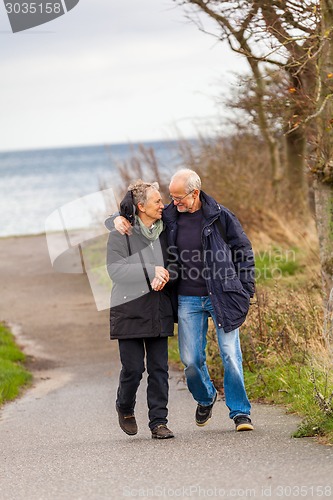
[116,405,138,435]
[151,424,174,439]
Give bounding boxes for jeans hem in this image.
[231,412,251,420]
[149,420,168,431]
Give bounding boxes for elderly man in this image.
[115,169,255,432]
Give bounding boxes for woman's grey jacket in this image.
[105,219,175,340]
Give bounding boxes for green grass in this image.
[0,324,32,405]
[244,362,333,442]
[255,246,303,285]
[81,235,112,289]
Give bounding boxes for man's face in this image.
[169,180,195,213]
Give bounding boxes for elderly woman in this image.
[105,180,175,439]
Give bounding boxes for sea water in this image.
[0,140,184,237]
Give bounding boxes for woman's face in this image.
[139,188,164,223]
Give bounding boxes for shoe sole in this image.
[195,415,212,427]
[119,424,138,436]
[236,423,254,432]
[151,434,174,439]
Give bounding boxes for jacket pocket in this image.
[220,276,250,319]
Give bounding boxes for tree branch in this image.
[285,93,333,134]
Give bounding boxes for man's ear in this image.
[192,189,200,199]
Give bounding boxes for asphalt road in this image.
[0,235,333,500]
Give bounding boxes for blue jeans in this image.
[178,295,251,419]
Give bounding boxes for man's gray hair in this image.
[170,169,201,193]
[128,179,159,206]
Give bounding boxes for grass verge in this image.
[244,362,333,443]
[0,323,32,405]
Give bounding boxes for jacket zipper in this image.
[201,215,225,328]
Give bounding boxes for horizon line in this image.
[0,136,207,155]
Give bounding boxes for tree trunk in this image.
[314,0,333,308]
[269,139,284,198]
[285,127,307,211]
[314,180,333,298]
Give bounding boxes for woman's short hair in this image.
[128,179,159,207]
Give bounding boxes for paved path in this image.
[0,235,333,500]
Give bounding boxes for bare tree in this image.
[313,0,333,300]
[174,0,333,302]
[223,68,289,199]
[174,0,320,208]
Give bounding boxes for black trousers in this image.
[116,336,169,430]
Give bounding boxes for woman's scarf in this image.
[135,215,164,241]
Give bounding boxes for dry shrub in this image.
[205,284,326,393]
[178,134,278,224]
[117,145,170,200]
[178,134,318,245]
[242,285,325,371]
[110,133,311,241]
[111,133,278,225]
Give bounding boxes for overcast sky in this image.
[0,0,247,151]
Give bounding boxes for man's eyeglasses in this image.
[169,190,194,203]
